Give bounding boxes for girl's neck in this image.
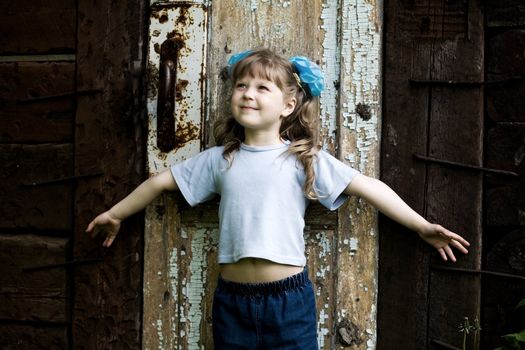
[243,130,283,147]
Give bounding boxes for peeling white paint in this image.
[317,307,330,349]
[187,228,207,349]
[338,1,382,349]
[320,2,340,149]
[156,319,164,350]
[316,231,331,258]
[168,248,179,341]
[349,237,359,256]
[340,0,382,175]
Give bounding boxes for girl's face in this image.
[231,75,296,140]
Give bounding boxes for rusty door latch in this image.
[156,38,179,153]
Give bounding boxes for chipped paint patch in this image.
[168,247,178,340]
[187,228,208,348]
[320,2,340,151]
[337,0,382,349]
[317,307,330,349]
[340,0,382,174]
[349,237,358,255]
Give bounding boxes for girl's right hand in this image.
[86,211,122,247]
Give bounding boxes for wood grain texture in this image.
[379,0,432,347]
[0,0,75,55]
[0,234,68,323]
[380,0,483,348]
[0,62,75,143]
[0,144,74,230]
[72,0,146,349]
[0,324,68,350]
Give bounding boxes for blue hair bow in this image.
[289,56,324,97]
[227,50,253,77]
[227,50,325,97]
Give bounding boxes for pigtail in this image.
[213,115,243,167]
[281,90,321,200]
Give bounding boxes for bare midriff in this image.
[220,258,304,283]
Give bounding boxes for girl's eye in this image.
[258,85,269,91]
[236,83,247,89]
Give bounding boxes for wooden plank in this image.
[426,1,483,348]
[485,124,525,226]
[482,228,525,348]
[0,234,68,323]
[335,0,383,348]
[73,0,145,349]
[485,29,525,123]
[485,0,525,27]
[0,62,75,143]
[305,229,337,350]
[378,0,433,347]
[0,324,68,350]
[0,0,75,55]
[0,144,73,230]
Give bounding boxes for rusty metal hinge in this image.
[409,76,521,87]
[23,171,104,186]
[414,154,518,177]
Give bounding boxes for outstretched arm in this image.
[86,169,178,247]
[344,174,470,262]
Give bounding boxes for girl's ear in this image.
[281,97,297,117]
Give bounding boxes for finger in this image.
[445,230,471,247]
[444,245,456,262]
[103,234,116,248]
[90,224,101,238]
[450,239,469,254]
[437,247,448,261]
[86,220,95,233]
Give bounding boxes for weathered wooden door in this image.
[143,1,382,349]
[1,1,146,348]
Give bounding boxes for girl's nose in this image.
[242,87,254,99]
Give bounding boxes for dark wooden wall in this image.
[482,1,525,348]
[0,1,147,349]
[380,0,525,349]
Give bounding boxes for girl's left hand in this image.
[417,223,470,262]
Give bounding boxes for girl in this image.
[86,48,470,349]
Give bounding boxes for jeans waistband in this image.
[217,268,310,296]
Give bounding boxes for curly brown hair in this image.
[213,48,321,200]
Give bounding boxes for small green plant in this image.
[458,317,481,350]
[494,299,525,350]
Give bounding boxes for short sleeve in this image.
[170,147,222,207]
[314,150,359,210]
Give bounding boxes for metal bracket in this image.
[409,76,521,87]
[17,89,103,103]
[414,154,518,177]
[23,171,104,186]
[431,265,525,281]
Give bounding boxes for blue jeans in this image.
[212,268,318,350]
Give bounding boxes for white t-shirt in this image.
[170,142,359,266]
